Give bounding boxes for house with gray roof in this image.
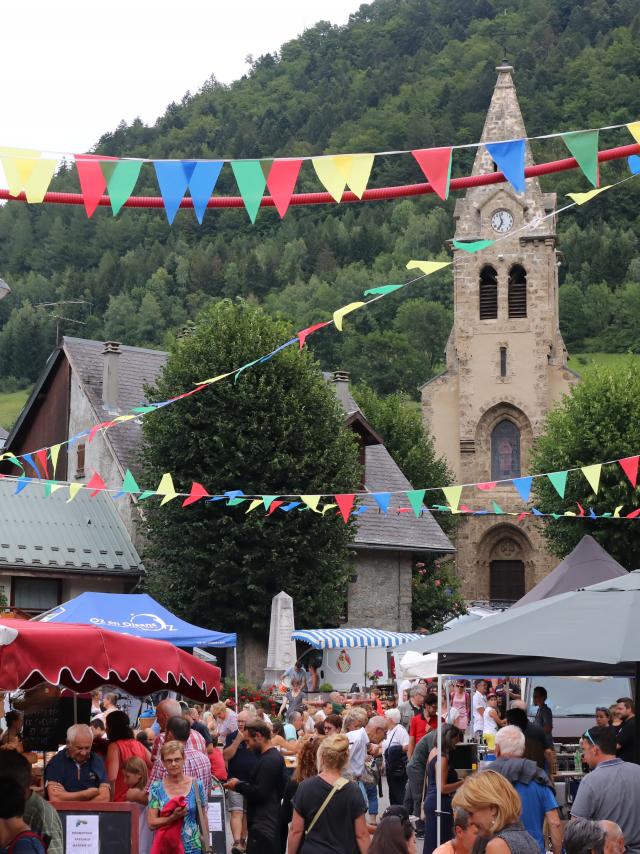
[0,426,7,451]
[4,337,453,633]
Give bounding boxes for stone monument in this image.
[263,591,297,688]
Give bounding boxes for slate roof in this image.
[0,478,143,575]
[0,427,7,451]
[63,337,168,474]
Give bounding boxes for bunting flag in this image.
[561,129,599,188]
[333,302,365,331]
[35,449,49,479]
[154,161,194,224]
[300,495,322,512]
[581,464,602,494]
[477,482,497,491]
[86,472,107,497]
[261,495,279,511]
[406,489,426,518]
[566,186,611,205]
[182,481,210,507]
[411,147,453,201]
[452,239,496,253]
[492,501,505,515]
[75,154,117,216]
[121,469,140,494]
[231,160,268,223]
[266,159,303,218]
[67,483,83,502]
[335,493,356,522]
[245,499,263,513]
[373,492,391,513]
[189,161,224,223]
[547,470,569,498]
[103,160,144,215]
[363,285,404,297]
[628,156,640,175]
[627,122,640,145]
[619,456,639,488]
[14,477,29,495]
[485,140,526,192]
[442,485,462,514]
[0,148,57,203]
[267,500,285,515]
[297,322,332,349]
[405,260,451,275]
[156,473,178,505]
[312,154,374,201]
[512,476,533,503]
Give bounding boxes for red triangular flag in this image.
[619,456,639,488]
[297,321,331,349]
[626,508,640,518]
[266,159,302,218]
[35,448,49,479]
[75,154,117,217]
[86,471,107,497]
[182,482,210,507]
[411,147,453,201]
[267,500,285,516]
[335,493,355,522]
[477,481,497,491]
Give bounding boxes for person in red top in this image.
[209,744,228,782]
[371,687,385,717]
[408,694,439,758]
[105,711,151,802]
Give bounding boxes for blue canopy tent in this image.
[37,592,238,704]
[291,628,423,688]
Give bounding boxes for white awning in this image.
[292,628,424,649]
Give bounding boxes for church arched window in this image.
[508,264,527,318]
[491,419,521,480]
[479,265,498,320]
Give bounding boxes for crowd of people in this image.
[0,679,637,854]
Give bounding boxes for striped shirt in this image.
[151,728,207,763]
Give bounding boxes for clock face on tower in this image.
[490,209,514,233]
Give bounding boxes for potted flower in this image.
[366,669,383,687]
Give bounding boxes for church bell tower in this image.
[421,64,579,602]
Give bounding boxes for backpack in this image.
[7,831,48,854]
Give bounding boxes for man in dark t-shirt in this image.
[225,720,286,854]
[223,711,259,853]
[616,697,636,763]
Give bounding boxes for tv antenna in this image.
[36,299,93,346]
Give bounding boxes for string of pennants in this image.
[1,168,638,489]
[1,453,640,522]
[1,121,639,223]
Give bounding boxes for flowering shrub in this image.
[221,675,280,714]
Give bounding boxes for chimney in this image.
[102,341,121,411]
[331,370,351,384]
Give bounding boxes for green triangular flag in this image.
[561,130,599,188]
[547,470,568,498]
[452,239,496,254]
[492,501,505,515]
[406,489,426,518]
[138,490,157,500]
[262,495,279,511]
[103,160,144,215]
[363,284,404,297]
[122,469,140,494]
[231,161,267,223]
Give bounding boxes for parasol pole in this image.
[437,671,443,846]
[234,647,238,710]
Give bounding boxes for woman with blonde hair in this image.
[287,733,370,853]
[452,770,538,854]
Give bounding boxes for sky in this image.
[2,0,359,156]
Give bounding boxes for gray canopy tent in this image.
[404,570,640,841]
[513,534,627,608]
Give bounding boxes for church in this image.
[421,63,579,603]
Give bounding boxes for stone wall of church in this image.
[343,549,413,631]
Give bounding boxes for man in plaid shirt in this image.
[147,716,212,795]
[150,699,207,762]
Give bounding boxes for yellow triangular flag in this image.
[300,495,322,512]
[113,414,137,424]
[333,301,365,331]
[322,503,337,515]
[245,499,263,514]
[0,148,57,203]
[50,484,64,494]
[195,372,232,386]
[67,483,83,502]
[581,464,602,494]
[346,154,375,198]
[406,260,452,276]
[23,159,57,203]
[442,485,462,514]
[614,505,623,518]
[566,186,611,206]
[312,157,348,202]
[627,121,640,145]
[156,473,178,505]
[49,444,62,475]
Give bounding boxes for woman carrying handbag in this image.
[287,734,370,853]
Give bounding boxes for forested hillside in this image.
[0,0,639,396]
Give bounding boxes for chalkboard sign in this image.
[207,788,228,854]
[56,804,139,854]
[23,698,91,751]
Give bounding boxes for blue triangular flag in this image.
[486,140,526,192]
[373,493,391,513]
[22,454,38,478]
[14,477,30,495]
[281,501,301,512]
[352,506,368,516]
[154,161,195,224]
[512,476,533,503]
[531,507,544,516]
[628,155,640,175]
[188,161,224,224]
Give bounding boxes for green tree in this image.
[530,365,640,565]
[393,298,451,378]
[141,300,362,635]
[411,559,467,632]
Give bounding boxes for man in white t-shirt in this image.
[472,679,488,741]
[381,708,410,805]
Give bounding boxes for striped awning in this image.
[291,628,424,649]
